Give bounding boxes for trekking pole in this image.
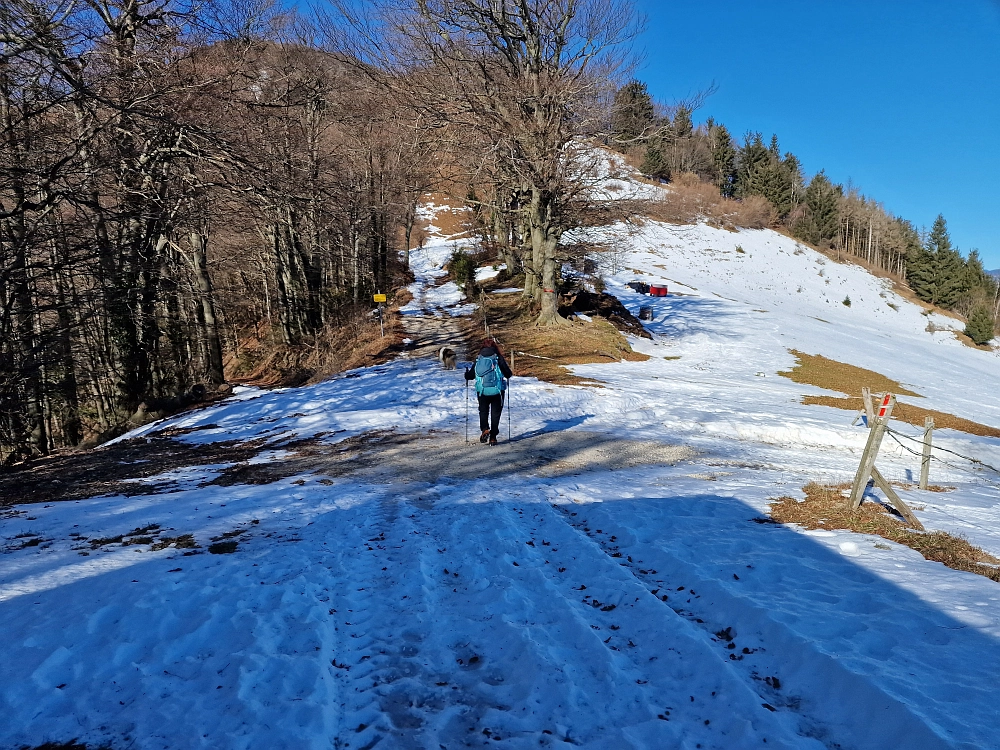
[507,378,511,442]
[465,377,469,443]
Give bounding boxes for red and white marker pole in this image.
[877,392,893,418]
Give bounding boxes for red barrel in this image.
[649,284,669,297]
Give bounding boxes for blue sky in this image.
[633,0,1000,268]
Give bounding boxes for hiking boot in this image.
[489,435,498,446]
[480,430,490,444]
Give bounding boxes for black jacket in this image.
[464,346,513,381]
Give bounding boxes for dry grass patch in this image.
[770,483,1000,583]
[803,395,1000,438]
[479,292,648,386]
[641,173,776,230]
[227,301,406,388]
[779,349,920,397]
[781,349,1000,437]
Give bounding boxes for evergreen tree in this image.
[735,132,771,199]
[735,133,801,218]
[640,139,668,179]
[709,123,737,197]
[965,304,995,345]
[929,215,965,308]
[768,134,781,158]
[772,152,804,217]
[906,243,935,300]
[962,249,995,295]
[795,172,840,246]
[611,80,655,149]
[909,215,965,307]
[927,214,952,254]
[672,106,693,138]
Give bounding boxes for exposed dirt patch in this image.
[779,349,921,398]
[209,430,693,486]
[770,483,1000,583]
[803,395,1000,438]
[207,431,394,487]
[559,288,652,339]
[0,435,263,506]
[478,291,649,386]
[420,192,473,237]
[779,349,1000,437]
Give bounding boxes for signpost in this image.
[373,293,386,337]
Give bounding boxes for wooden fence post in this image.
[849,394,895,509]
[847,393,925,530]
[862,387,874,427]
[870,466,925,530]
[919,417,934,490]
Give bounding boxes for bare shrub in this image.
[732,195,778,229]
[641,173,777,229]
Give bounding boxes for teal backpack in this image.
[474,354,505,397]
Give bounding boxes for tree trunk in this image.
[52,242,82,445]
[527,187,566,326]
[189,232,225,385]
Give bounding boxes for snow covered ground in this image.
[3,201,1000,748]
[399,209,475,319]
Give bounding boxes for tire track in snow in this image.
[324,494,446,750]
[320,490,770,748]
[556,501,954,750]
[483,499,807,750]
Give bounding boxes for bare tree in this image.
[335,0,642,324]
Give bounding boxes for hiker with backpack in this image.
[465,337,513,446]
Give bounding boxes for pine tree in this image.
[672,106,693,138]
[735,132,770,199]
[962,249,995,295]
[611,80,655,149]
[772,152,804,217]
[965,304,995,345]
[906,243,935,302]
[735,132,801,218]
[928,215,965,308]
[640,140,668,179]
[768,134,781,159]
[909,215,965,308]
[709,123,737,197]
[795,172,840,246]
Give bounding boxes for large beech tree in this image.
[344,0,641,324]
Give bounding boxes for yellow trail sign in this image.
[373,293,387,303]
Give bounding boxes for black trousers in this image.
[477,393,505,437]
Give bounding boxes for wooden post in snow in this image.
[850,393,895,510]
[847,393,924,530]
[862,387,874,427]
[870,466,924,530]
[919,417,934,490]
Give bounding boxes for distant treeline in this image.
[611,81,999,344]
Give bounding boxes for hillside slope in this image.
[1,196,999,749]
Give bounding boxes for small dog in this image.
[438,346,457,370]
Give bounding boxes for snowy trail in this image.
[286,488,814,749]
[0,465,986,749]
